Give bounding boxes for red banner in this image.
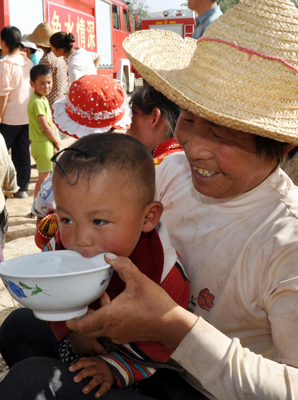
[48,2,97,51]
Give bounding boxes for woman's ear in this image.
[142,201,164,233]
[151,108,162,130]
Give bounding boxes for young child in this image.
[46,133,190,398]
[27,64,62,199]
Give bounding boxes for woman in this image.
[0,26,33,198]
[127,84,183,166]
[1,0,298,399]
[49,32,101,84]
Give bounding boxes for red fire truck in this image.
[136,8,196,38]
[0,0,135,92]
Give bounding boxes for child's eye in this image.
[94,219,108,226]
[61,217,73,225]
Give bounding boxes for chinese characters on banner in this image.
[48,2,97,51]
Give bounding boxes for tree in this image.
[122,0,150,17]
[121,0,150,31]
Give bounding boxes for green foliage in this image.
[217,0,239,13]
[121,0,150,32]
[121,0,150,17]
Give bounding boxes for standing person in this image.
[28,64,62,199]
[188,0,222,39]
[49,32,101,83]
[0,26,33,199]
[26,23,70,110]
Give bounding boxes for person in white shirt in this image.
[49,32,101,83]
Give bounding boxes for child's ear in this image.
[30,80,35,88]
[142,201,163,233]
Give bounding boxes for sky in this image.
[147,0,187,12]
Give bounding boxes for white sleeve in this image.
[172,317,298,399]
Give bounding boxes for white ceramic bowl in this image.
[0,250,112,321]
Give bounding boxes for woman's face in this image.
[50,44,63,58]
[176,111,278,199]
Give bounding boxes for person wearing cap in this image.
[49,31,101,84]
[26,23,70,109]
[0,26,34,199]
[189,0,222,39]
[20,38,43,65]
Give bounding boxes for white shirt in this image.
[67,48,99,83]
[156,152,298,399]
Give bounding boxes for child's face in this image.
[30,74,53,97]
[53,169,151,258]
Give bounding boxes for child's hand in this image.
[69,356,115,398]
[68,332,108,357]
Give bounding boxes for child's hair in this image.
[130,84,180,139]
[30,64,52,82]
[50,32,75,53]
[52,133,156,206]
[0,26,22,53]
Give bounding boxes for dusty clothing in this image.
[156,152,298,399]
[0,53,33,125]
[67,48,99,83]
[39,50,69,108]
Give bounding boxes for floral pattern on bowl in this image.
[3,279,49,298]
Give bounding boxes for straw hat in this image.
[52,74,132,139]
[123,0,298,145]
[26,23,53,48]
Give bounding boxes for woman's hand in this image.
[66,254,198,350]
[67,332,108,357]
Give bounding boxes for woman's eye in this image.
[94,219,108,226]
[61,217,72,225]
[212,131,222,139]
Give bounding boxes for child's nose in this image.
[74,228,92,247]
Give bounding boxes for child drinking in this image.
[45,133,190,398]
[27,64,62,199]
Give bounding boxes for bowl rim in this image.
[0,250,112,279]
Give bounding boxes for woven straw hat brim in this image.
[26,23,53,48]
[123,0,298,145]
